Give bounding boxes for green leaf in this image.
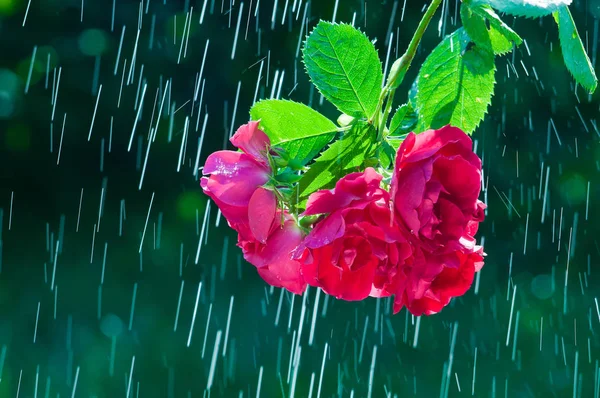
[473,0,571,18]
[337,113,355,127]
[387,138,403,152]
[303,21,383,119]
[296,123,378,205]
[461,3,522,55]
[389,103,418,137]
[408,77,419,108]
[414,28,496,134]
[250,99,338,166]
[275,171,303,184]
[379,140,397,169]
[553,7,598,93]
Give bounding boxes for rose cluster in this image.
[201,122,485,316]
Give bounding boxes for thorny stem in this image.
[373,0,444,138]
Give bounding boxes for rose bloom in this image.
[294,168,413,301]
[387,125,486,315]
[390,125,485,254]
[201,121,306,294]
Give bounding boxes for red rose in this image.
[386,125,486,315]
[390,125,485,253]
[294,168,414,301]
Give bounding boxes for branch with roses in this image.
[200,0,596,316]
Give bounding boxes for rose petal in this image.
[240,218,307,294]
[256,220,306,293]
[304,168,384,216]
[336,167,383,199]
[230,121,271,163]
[248,187,277,244]
[436,198,466,242]
[302,243,378,301]
[201,177,248,226]
[257,267,306,295]
[391,160,433,233]
[203,151,270,206]
[303,190,337,216]
[399,125,473,164]
[303,213,345,249]
[394,246,485,316]
[434,156,481,211]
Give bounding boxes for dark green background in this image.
[0,0,600,396]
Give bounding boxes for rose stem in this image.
[374,0,444,133]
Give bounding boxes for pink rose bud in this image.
[201,121,274,231]
[201,122,306,294]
